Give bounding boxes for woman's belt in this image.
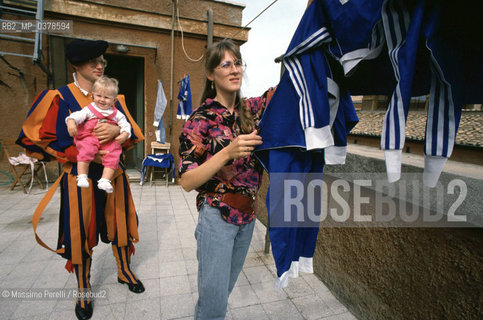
[206,191,255,215]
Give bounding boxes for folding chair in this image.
[1,139,48,193]
[140,154,175,187]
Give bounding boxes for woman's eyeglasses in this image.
[216,59,246,72]
[87,58,107,68]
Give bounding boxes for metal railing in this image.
[0,0,43,61]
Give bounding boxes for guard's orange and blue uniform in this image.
[17,82,144,308]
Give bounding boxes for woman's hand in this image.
[178,130,263,192]
[92,122,121,144]
[224,130,263,160]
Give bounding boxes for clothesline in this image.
[174,0,281,62]
[175,0,204,62]
[231,0,280,39]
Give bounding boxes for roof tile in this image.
[350,111,483,147]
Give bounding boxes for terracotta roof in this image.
[350,111,483,147]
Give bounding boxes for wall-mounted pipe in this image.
[169,0,177,136]
[207,9,213,48]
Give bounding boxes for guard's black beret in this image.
[65,39,108,64]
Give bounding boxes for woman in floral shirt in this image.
[178,39,274,319]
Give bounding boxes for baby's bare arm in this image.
[66,119,78,137]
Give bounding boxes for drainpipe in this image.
[207,9,213,48]
[169,0,177,137]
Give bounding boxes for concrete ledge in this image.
[344,144,483,180]
[323,144,483,228]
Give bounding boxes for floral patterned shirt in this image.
[178,89,275,225]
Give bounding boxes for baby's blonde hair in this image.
[92,76,119,97]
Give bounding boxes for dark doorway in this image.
[104,54,145,170]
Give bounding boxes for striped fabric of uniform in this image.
[322,0,385,76]
[380,0,476,187]
[380,0,415,183]
[282,0,332,149]
[255,0,358,289]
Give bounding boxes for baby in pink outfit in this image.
[66,76,131,193]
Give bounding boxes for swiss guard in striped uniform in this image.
[17,39,145,320]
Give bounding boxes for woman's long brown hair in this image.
[200,39,254,134]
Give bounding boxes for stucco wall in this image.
[82,0,244,25]
[313,227,481,320]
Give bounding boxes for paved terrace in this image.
[0,179,356,320]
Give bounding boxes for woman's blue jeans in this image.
[194,202,255,320]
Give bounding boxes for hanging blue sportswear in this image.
[254,0,482,288]
[177,75,193,120]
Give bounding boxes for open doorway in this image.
[104,54,145,170]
